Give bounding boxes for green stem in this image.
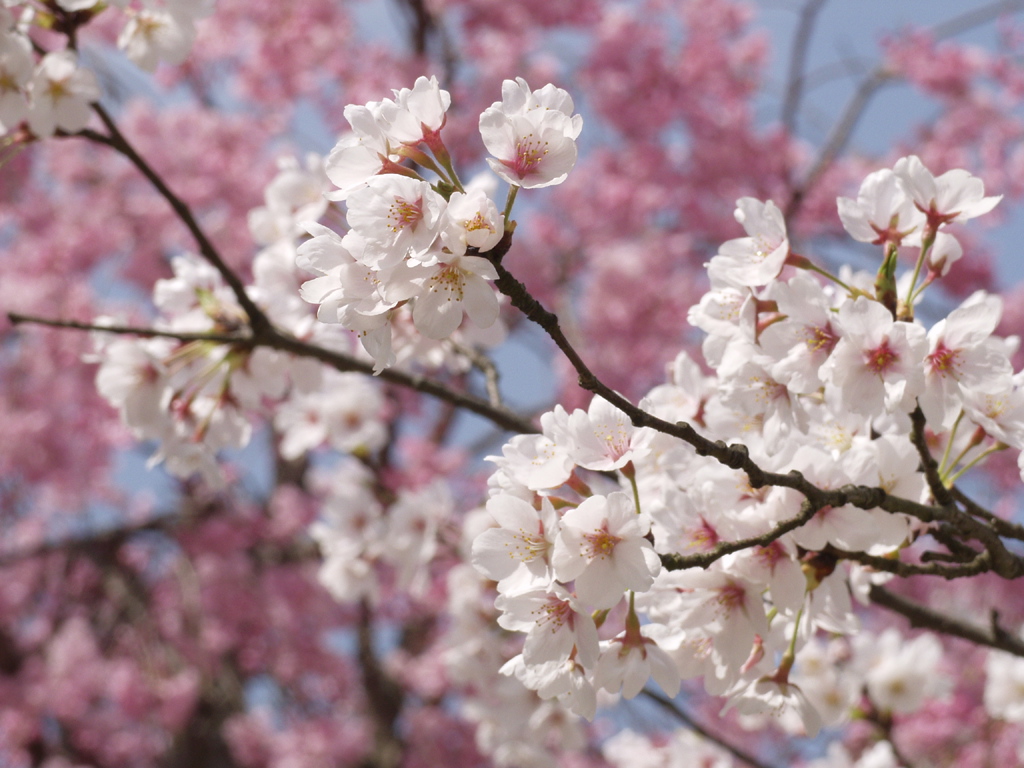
[801,261,858,296]
[945,443,1006,487]
[776,602,805,681]
[628,471,642,515]
[904,226,936,309]
[395,146,448,184]
[937,410,964,476]
[502,185,519,227]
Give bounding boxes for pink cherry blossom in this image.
[551,492,660,610]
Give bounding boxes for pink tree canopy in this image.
[5,2,1024,767]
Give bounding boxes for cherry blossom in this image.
[472,495,560,587]
[12,6,1024,767]
[706,197,789,288]
[837,168,925,245]
[894,154,1002,225]
[479,78,582,189]
[551,492,660,610]
[26,51,101,138]
[819,296,927,416]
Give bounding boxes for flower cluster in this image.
[0,14,99,138]
[297,76,581,372]
[470,153,1020,735]
[0,0,214,140]
[90,156,384,482]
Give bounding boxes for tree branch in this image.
[869,584,1024,657]
[780,0,828,137]
[7,312,537,435]
[8,312,247,345]
[661,500,819,571]
[785,0,1024,218]
[642,689,780,768]
[485,240,1024,579]
[82,106,273,336]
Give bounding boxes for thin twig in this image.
[930,0,1024,39]
[829,546,993,580]
[449,340,503,408]
[785,67,894,218]
[661,500,819,571]
[82,107,273,335]
[8,313,247,345]
[869,584,1024,657]
[949,485,1024,541]
[908,407,955,507]
[642,690,780,768]
[483,237,1024,579]
[8,312,537,435]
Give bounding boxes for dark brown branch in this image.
[949,485,1024,541]
[61,113,537,435]
[869,584,1024,657]
[82,107,273,336]
[642,690,780,768]
[486,242,1024,579]
[8,312,246,345]
[661,500,819,571]
[357,600,405,768]
[255,325,534,433]
[7,312,537,435]
[829,546,993,580]
[909,407,955,507]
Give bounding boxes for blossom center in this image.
[865,340,899,374]
[427,266,467,300]
[716,581,746,612]
[535,597,573,632]
[803,323,838,354]
[387,196,423,233]
[506,528,547,563]
[505,134,549,179]
[688,516,720,551]
[463,212,495,234]
[927,342,961,378]
[582,525,621,560]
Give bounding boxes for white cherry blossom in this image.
[495,585,600,668]
[551,492,660,610]
[837,168,924,245]
[479,79,582,189]
[706,198,789,288]
[920,291,1012,429]
[346,175,447,268]
[472,495,559,587]
[819,296,927,416]
[410,254,500,340]
[27,50,101,138]
[893,154,1001,224]
[593,624,681,700]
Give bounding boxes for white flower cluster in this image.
[470,154,1020,735]
[310,462,457,602]
[90,155,384,482]
[0,1,213,139]
[0,11,99,138]
[297,76,581,372]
